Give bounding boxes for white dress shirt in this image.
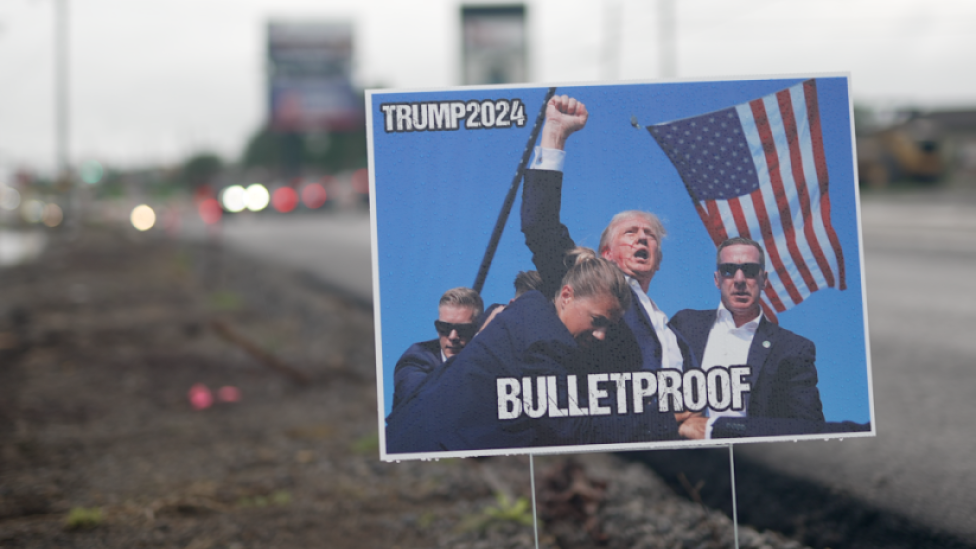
[702,302,761,438]
[529,146,683,373]
[529,146,566,171]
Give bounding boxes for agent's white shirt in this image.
[701,302,760,438]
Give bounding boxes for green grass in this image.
[65,507,103,530]
[208,290,244,311]
[459,492,534,532]
[350,431,379,454]
[237,490,292,508]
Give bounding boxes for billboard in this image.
[267,20,362,132]
[461,5,527,85]
[367,75,874,461]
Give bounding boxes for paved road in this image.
[738,192,976,540]
[183,211,374,303]
[198,193,976,540]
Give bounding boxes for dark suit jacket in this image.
[391,339,442,410]
[385,291,680,454]
[385,291,585,453]
[669,309,826,438]
[391,305,506,410]
[520,168,678,439]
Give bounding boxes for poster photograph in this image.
[366,74,875,461]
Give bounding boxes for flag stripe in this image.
[714,200,737,244]
[762,93,829,291]
[803,79,847,290]
[752,97,819,295]
[737,102,799,306]
[733,193,761,244]
[778,88,836,288]
[791,83,842,286]
[733,192,796,306]
[763,280,786,313]
[696,200,728,245]
[728,196,753,238]
[692,201,712,241]
[749,188,804,306]
[737,102,804,307]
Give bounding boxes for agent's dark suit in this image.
[385,291,586,453]
[387,291,691,454]
[521,169,678,440]
[391,339,441,410]
[669,309,826,438]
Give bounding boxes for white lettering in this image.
[497,378,521,419]
[706,368,731,410]
[546,376,568,417]
[587,373,611,416]
[429,103,450,130]
[496,370,750,421]
[682,369,708,412]
[730,367,751,411]
[657,370,683,412]
[411,103,428,131]
[632,372,656,413]
[395,104,412,132]
[567,375,588,416]
[609,372,631,414]
[480,100,496,127]
[450,102,466,130]
[380,104,396,132]
[522,376,547,418]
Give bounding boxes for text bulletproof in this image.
[496,367,751,420]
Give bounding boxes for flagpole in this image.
[472,87,557,294]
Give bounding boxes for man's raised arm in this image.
[521,95,589,298]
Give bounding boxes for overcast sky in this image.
[1,0,974,174]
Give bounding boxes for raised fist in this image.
[540,95,589,150]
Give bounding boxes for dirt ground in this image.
[0,225,810,549]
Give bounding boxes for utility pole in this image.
[602,0,621,81]
[55,0,76,230]
[55,0,68,177]
[658,0,676,78]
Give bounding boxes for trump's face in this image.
[714,244,767,320]
[601,215,660,282]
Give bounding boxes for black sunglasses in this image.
[434,320,478,339]
[717,262,763,279]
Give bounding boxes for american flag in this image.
[648,79,846,319]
